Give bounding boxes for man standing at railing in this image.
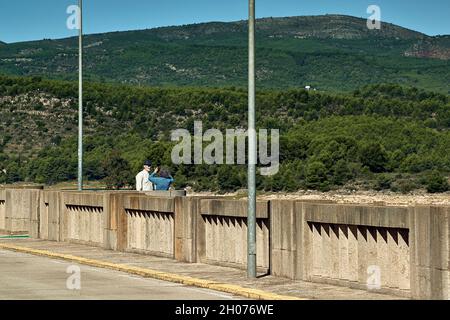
[136,160,154,191]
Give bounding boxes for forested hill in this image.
[1,75,450,193]
[0,15,449,92]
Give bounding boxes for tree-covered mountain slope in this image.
[0,15,449,92]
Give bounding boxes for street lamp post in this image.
[247,0,257,279]
[78,0,83,191]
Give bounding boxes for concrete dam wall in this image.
[0,186,448,299]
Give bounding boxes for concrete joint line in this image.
[0,244,304,300]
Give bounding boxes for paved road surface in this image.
[0,249,245,300]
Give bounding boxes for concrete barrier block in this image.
[304,203,409,229]
[197,198,269,272]
[200,199,269,219]
[410,206,450,299]
[270,200,304,279]
[38,191,62,241]
[63,191,104,207]
[4,188,41,234]
[174,197,199,263]
[142,196,174,213]
[143,190,186,197]
[59,191,105,247]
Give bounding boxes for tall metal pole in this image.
[247,0,257,279]
[77,0,83,191]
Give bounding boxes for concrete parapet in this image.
[271,201,412,296]
[270,200,450,299]
[61,191,105,246]
[123,195,175,213]
[270,200,304,280]
[200,199,269,219]
[39,190,62,241]
[1,185,44,190]
[4,187,42,235]
[143,190,187,197]
[302,202,409,229]
[62,191,105,207]
[122,195,176,258]
[198,198,270,273]
[174,197,200,263]
[3,186,449,299]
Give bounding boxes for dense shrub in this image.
[101,150,134,189]
[374,174,392,191]
[424,170,449,193]
[305,161,330,192]
[390,179,417,194]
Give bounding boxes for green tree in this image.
[101,150,133,190]
[359,142,388,173]
[332,159,352,185]
[4,162,21,184]
[305,161,329,191]
[217,166,242,192]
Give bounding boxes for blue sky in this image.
[0,0,449,43]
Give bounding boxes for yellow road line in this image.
[0,243,305,300]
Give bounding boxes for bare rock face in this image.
[405,37,450,60]
[251,15,426,40]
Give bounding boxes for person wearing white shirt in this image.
[136,160,154,191]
